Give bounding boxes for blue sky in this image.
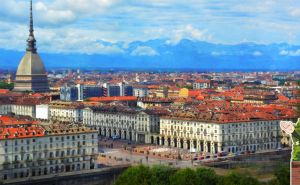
[0,0,300,54]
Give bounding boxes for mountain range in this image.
[0,39,299,71]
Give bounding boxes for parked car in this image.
[199,156,205,160]
[112,135,120,140]
[218,151,228,157]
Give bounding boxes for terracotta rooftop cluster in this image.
[88,96,137,102]
[0,116,96,140]
[138,97,174,103]
[163,99,297,123]
[0,127,45,140]
[0,91,50,105]
[0,116,39,127]
[42,122,96,135]
[164,109,279,123]
[0,116,44,140]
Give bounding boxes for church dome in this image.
[16,52,47,76]
[13,0,49,92]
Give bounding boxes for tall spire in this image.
[26,0,37,53]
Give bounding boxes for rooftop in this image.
[88,96,137,102]
[0,116,97,140]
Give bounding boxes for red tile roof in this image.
[188,90,203,97]
[0,116,44,140]
[195,79,210,83]
[0,127,45,140]
[88,96,137,102]
[0,89,10,94]
[0,116,39,126]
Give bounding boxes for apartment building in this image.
[49,101,84,122]
[83,106,165,143]
[158,112,281,154]
[0,116,98,183]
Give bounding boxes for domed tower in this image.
[14,0,49,92]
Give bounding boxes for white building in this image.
[133,88,148,98]
[158,115,281,154]
[83,106,163,143]
[193,80,210,89]
[0,95,50,119]
[49,101,84,122]
[36,104,49,120]
[0,104,35,118]
[0,117,98,183]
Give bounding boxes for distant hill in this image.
[0,39,299,71]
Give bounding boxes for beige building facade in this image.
[159,116,281,154]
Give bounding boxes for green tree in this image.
[114,165,267,185]
[218,172,261,185]
[273,164,290,185]
[266,178,280,185]
[170,168,197,185]
[195,168,219,185]
[114,165,152,185]
[149,165,175,185]
[0,82,14,90]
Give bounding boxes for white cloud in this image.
[0,0,120,26]
[0,1,27,19]
[253,51,262,56]
[52,0,120,15]
[37,28,125,54]
[289,8,300,17]
[131,46,159,56]
[35,2,76,25]
[279,50,289,55]
[280,49,300,56]
[166,25,212,45]
[78,43,124,55]
[232,1,273,14]
[211,51,226,56]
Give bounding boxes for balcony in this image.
[13,160,20,164]
[2,161,11,170]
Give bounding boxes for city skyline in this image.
[0,1,297,184]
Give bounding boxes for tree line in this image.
[114,164,289,185]
[0,82,14,90]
